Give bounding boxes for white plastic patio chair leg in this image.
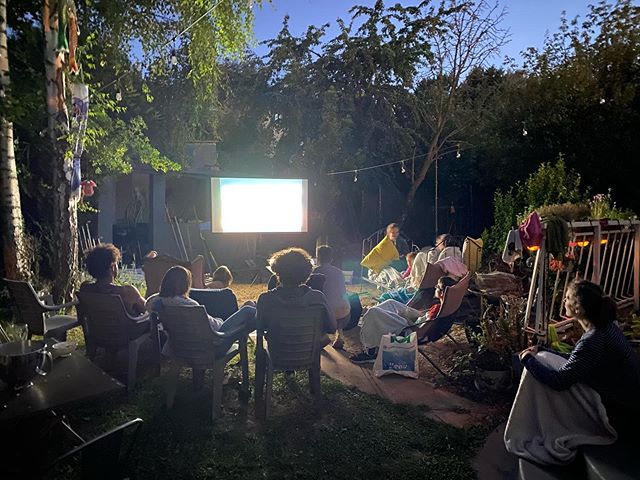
[211,360,226,421]
[265,365,274,418]
[166,362,180,409]
[127,341,140,392]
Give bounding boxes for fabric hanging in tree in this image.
[70,83,89,196]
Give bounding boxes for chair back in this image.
[419,262,445,290]
[3,279,46,335]
[189,288,238,320]
[436,273,471,319]
[76,292,134,350]
[142,254,206,296]
[160,305,220,365]
[415,273,471,342]
[49,418,143,479]
[260,306,325,371]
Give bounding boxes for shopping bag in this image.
[373,332,418,379]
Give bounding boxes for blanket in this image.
[504,351,617,465]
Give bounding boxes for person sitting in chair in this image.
[146,266,256,337]
[314,245,351,350]
[257,248,335,337]
[209,265,233,289]
[80,243,146,316]
[362,223,411,290]
[350,276,457,364]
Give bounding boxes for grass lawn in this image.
[3,283,490,479]
[55,358,488,480]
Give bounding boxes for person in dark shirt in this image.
[79,243,146,316]
[520,280,640,436]
[258,248,335,335]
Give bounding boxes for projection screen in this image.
[211,178,308,233]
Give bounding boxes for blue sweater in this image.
[522,322,640,410]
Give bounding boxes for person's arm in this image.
[521,334,603,390]
[538,345,571,359]
[127,285,147,315]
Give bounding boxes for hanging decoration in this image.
[70,83,89,198]
[401,160,406,174]
[456,144,461,158]
[522,122,528,136]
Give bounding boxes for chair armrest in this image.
[43,299,79,312]
[129,312,151,324]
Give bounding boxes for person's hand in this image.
[519,346,538,361]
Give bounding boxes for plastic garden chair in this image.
[158,305,249,421]
[254,305,326,418]
[3,278,79,341]
[76,292,157,392]
[406,262,446,310]
[45,418,143,479]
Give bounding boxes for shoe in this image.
[332,338,344,350]
[349,351,376,364]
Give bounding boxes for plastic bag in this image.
[373,332,419,378]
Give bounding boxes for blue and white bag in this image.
[373,332,418,378]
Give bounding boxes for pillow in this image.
[361,236,400,273]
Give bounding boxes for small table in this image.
[0,350,124,424]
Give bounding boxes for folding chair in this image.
[45,418,143,479]
[406,262,445,310]
[401,273,471,377]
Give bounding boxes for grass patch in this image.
[56,363,486,480]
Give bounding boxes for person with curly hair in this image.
[257,248,335,335]
[79,243,146,316]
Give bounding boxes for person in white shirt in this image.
[314,245,351,350]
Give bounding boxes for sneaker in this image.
[349,351,376,364]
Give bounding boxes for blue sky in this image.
[250,1,624,63]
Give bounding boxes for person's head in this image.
[159,266,192,298]
[316,245,333,265]
[212,265,233,288]
[565,280,617,329]
[406,251,417,267]
[268,248,313,287]
[386,223,401,241]
[435,234,450,252]
[435,276,457,300]
[85,243,121,281]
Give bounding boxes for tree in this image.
[0,0,29,280]
[402,0,507,225]
[13,0,261,300]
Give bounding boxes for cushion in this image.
[360,236,399,274]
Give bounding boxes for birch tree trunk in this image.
[0,0,29,280]
[44,0,77,301]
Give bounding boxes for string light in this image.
[599,98,606,104]
[353,170,358,182]
[401,161,406,174]
[522,122,528,137]
[170,49,178,67]
[115,89,122,102]
[456,144,461,159]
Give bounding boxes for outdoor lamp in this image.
[526,245,540,252]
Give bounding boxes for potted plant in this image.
[473,295,528,391]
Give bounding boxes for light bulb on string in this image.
[401,161,406,174]
[599,98,606,105]
[353,170,358,183]
[456,144,461,159]
[115,89,122,102]
[522,122,528,137]
[170,49,178,67]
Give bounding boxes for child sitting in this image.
[209,265,233,289]
[350,276,457,364]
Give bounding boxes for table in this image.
[0,350,124,424]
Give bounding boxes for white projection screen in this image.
[211,178,308,233]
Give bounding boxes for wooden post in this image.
[591,223,601,284]
[634,224,640,310]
